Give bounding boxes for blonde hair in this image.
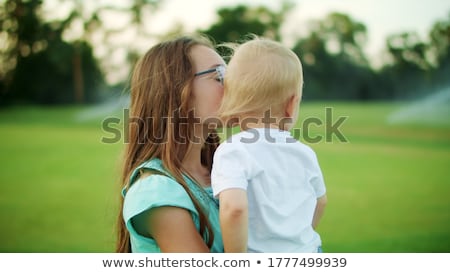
[219,36,303,120]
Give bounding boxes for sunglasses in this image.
[194,65,226,85]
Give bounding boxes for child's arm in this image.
[219,188,248,252]
[312,194,327,229]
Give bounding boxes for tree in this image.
[0,0,104,105]
[0,0,43,97]
[429,13,450,88]
[68,0,161,83]
[292,12,376,100]
[318,12,369,66]
[200,2,293,57]
[378,32,432,99]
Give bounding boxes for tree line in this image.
[1,0,449,105]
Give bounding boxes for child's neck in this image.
[239,111,291,131]
[242,122,280,130]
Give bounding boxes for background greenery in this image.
[1,1,449,104]
[1,0,449,253]
[0,103,448,252]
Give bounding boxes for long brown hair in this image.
[116,35,220,253]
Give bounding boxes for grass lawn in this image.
[0,102,449,252]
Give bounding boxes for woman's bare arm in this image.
[142,206,210,252]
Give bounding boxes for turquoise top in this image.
[122,158,223,253]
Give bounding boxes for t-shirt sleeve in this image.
[308,150,327,198]
[211,142,252,198]
[122,175,197,226]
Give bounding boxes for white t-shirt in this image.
[211,127,326,253]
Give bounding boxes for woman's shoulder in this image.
[129,158,171,183]
[124,158,183,198]
[122,170,197,223]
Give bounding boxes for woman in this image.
[116,35,226,252]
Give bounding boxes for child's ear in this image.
[285,94,300,118]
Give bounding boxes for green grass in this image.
[0,106,122,252]
[0,102,449,252]
[299,102,450,252]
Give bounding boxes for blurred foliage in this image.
[200,2,293,58]
[202,6,450,101]
[0,0,104,105]
[0,1,449,105]
[378,13,450,100]
[202,3,291,42]
[430,14,450,89]
[0,0,160,106]
[291,12,376,100]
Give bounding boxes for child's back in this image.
[213,127,325,252]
